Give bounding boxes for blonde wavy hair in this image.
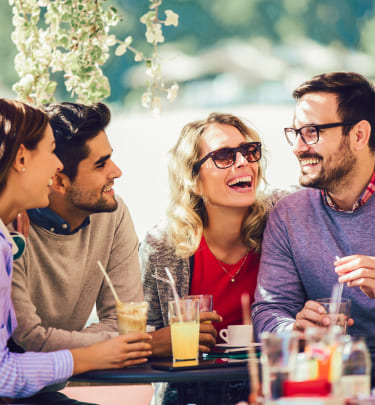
[167,112,268,258]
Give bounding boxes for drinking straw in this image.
[152,268,183,322]
[329,256,343,322]
[335,255,344,305]
[164,267,183,322]
[97,260,121,304]
[241,293,259,405]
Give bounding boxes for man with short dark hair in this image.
[10,102,143,352]
[253,72,375,374]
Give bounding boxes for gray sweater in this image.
[253,187,375,342]
[11,197,143,352]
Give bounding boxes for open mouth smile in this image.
[227,175,253,191]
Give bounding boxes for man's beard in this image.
[299,136,356,193]
[67,188,118,213]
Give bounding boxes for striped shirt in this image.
[0,220,73,398]
[322,169,375,212]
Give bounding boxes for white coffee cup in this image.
[219,324,252,346]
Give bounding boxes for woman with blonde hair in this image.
[0,99,151,402]
[141,112,279,355]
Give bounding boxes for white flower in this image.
[167,83,179,101]
[115,44,127,56]
[152,97,162,117]
[141,92,152,108]
[18,73,34,93]
[164,10,179,27]
[134,52,143,62]
[106,35,117,46]
[145,23,164,44]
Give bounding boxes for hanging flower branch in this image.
[9,0,179,111]
[115,0,179,114]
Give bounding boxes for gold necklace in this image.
[215,252,249,283]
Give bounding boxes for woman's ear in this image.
[12,144,27,174]
[192,180,202,196]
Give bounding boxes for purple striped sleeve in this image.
[0,326,73,398]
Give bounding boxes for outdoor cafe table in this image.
[70,358,250,404]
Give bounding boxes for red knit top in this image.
[189,235,260,341]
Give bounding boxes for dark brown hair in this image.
[0,99,49,193]
[293,72,375,150]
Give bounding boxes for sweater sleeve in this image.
[0,234,73,398]
[0,338,73,398]
[139,228,168,330]
[252,202,307,340]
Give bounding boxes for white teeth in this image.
[228,176,252,186]
[300,158,320,166]
[48,179,53,186]
[103,185,112,192]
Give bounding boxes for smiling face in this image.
[293,92,357,192]
[196,123,259,211]
[25,124,63,208]
[65,130,122,213]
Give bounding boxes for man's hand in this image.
[149,312,222,357]
[335,255,375,298]
[293,300,354,332]
[71,332,152,374]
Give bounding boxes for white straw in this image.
[335,256,344,304]
[164,267,183,322]
[97,260,120,304]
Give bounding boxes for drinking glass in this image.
[116,301,148,335]
[169,298,200,362]
[316,297,351,334]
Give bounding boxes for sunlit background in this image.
[1,0,375,239]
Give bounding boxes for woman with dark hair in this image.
[0,99,151,400]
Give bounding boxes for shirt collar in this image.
[28,207,90,235]
[322,168,375,212]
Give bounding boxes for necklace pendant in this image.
[231,278,235,283]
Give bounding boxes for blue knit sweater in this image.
[253,187,375,345]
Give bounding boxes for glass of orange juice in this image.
[169,298,200,362]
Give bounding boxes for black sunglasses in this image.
[192,142,262,176]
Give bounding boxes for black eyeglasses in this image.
[192,142,261,176]
[284,121,358,146]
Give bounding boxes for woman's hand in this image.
[13,211,30,238]
[71,332,152,375]
[147,311,223,357]
[199,311,222,352]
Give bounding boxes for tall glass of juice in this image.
[169,298,200,362]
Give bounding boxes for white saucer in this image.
[216,343,261,349]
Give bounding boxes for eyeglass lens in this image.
[212,143,261,168]
[285,126,318,145]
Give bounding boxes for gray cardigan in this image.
[140,223,191,329]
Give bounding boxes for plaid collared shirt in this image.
[322,169,375,212]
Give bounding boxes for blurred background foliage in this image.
[1,0,375,110]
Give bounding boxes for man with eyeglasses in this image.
[252,72,375,376]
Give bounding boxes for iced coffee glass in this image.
[116,301,148,335]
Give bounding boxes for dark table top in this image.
[71,358,249,385]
